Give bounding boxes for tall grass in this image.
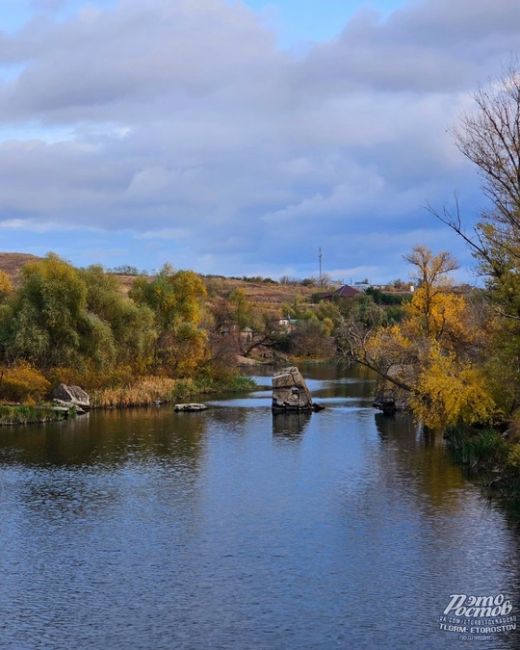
[90,374,257,408]
[91,376,179,408]
[0,404,73,425]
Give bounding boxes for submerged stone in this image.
[174,403,208,412]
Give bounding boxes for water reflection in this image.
[374,411,468,512]
[0,364,518,650]
[272,411,311,440]
[0,407,208,468]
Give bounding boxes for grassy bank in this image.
[446,427,520,501]
[90,374,257,409]
[0,403,76,426]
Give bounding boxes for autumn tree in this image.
[0,256,154,375]
[434,67,520,415]
[338,247,494,429]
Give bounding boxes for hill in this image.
[0,252,42,285]
[0,252,316,317]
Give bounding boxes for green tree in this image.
[130,266,207,375]
[2,254,89,368]
[229,288,252,330]
[81,265,156,369]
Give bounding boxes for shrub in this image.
[449,428,508,469]
[0,363,50,402]
[0,271,13,299]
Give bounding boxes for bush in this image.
[192,371,257,394]
[448,428,509,469]
[0,271,13,298]
[366,287,408,305]
[0,363,50,402]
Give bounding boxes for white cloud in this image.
[0,0,517,277]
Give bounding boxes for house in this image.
[278,317,296,332]
[320,284,361,301]
[334,284,361,299]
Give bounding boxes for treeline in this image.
[0,254,364,406]
[0,257,222,403]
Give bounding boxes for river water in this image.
[0,364,518,649]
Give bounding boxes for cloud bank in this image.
[0,0,519,279]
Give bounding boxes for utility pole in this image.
[318,247,323,285]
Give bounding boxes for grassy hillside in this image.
[204,276,316,317]
[0,252,42,285]
[0,252,316,317]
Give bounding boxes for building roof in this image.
[334,284,360,299]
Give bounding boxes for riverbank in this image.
[0,374,257,426]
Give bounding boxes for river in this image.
[0,364,518,649]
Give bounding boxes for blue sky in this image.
[0,0,518,281]
[245,0,402,46]
[3,1,402,41]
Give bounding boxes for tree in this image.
[130,266,208,375]
[229,289,253,330]
[0,257,157,376]
[338,247,494,429]
[2,254,88,368]
[435,68,520,291]
[455,68,520,264]
[434,67,520,414]
[81,265,156,370]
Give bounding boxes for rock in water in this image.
[272,367,313,412]
[174,403,208,412]
[52,383,90,410]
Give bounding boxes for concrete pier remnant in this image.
[272,367,313,413]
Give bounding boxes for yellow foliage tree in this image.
[343,245,495,429]
[405,287,478,349]
[409,343,495,430]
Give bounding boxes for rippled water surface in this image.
[0,365,518,649]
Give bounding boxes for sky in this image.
[0,0,519,282]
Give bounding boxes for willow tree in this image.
[130,266,208,376]
[1,254,89,368]
[81,265,156,371]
